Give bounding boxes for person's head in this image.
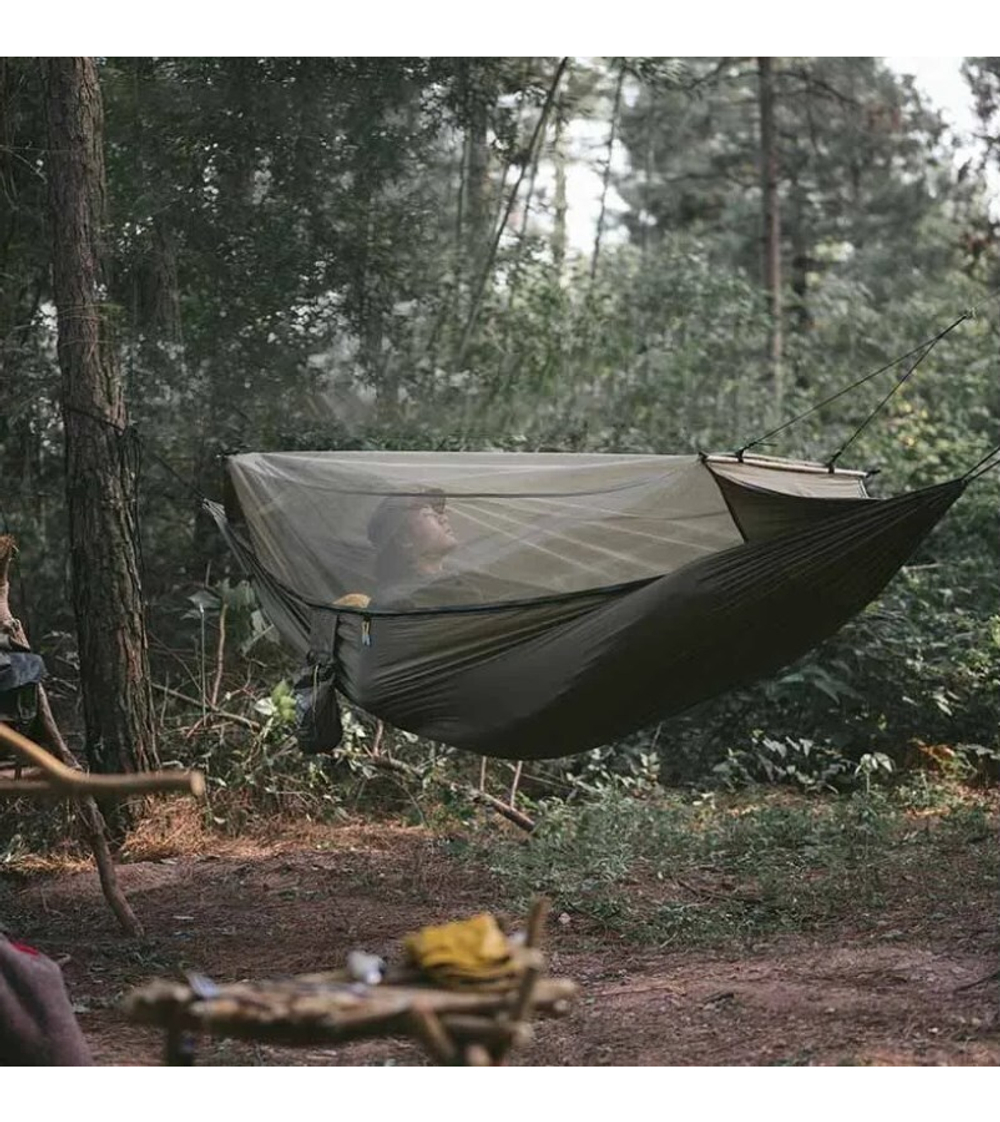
[368,488,457,583]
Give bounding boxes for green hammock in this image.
[210,450,965,760]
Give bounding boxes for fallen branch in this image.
[353,753,536,833]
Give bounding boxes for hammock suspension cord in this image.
[824,329,948,471]
[735,311,972,461]
[962,441,1000,482]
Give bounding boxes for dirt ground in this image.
[1,819,997,1067]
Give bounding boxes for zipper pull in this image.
[361,616,372,647]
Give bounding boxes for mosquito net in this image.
[224,451,872,613]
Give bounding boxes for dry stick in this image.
[370,719,385,757]
[0,705,145,935]
[524,896,551,950]
[151,682,261,731]
[29,689,145,937]
[494,898,550,1065]
[509,760,524,810]
[406,1005,458,1065]
[0,723,204,798]
[359,753,535,833]
[209,600,227,708]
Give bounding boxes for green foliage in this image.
[713,735,857,793]
[0,55,997,794]
[465,780,996,947]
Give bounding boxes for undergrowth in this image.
[453,782,997,949]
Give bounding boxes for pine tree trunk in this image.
[758,57,784,414]
[44,58,158,795]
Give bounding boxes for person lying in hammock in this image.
[0,935,92,1065]
[365,489,536,610]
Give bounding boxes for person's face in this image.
[408,502,457,561]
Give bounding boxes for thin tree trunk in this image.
[590,61,627,282]
[789,178,812,337]
[758,57,783,414]
[463,67,492,283]
[44,59,158,808]
[551,108,568,274]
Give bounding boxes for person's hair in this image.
[368,489,447,587]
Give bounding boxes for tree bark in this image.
[44,58,158,800]
[758,57,784,414]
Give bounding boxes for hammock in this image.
[210,450,966,760]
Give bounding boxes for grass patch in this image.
[456,783,998,948]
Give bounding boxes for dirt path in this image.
[1,822,997,1066]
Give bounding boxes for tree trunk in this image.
[463,81,492,283]
[758,57,783,414]
[551,108,568,274]
[789,178,812,334]
[590,62,627,283]
[44,58,158,798]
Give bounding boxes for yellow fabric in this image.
[332,592,371,609]
[404,913,522,990]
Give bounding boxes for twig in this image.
[370,719,384,757]
[210,600,227,708]
[470,788,536,833]
[151,682,261,731]
[524,896,551,950]
[509,760,524,810]
[672,875,764,906]
[953,968,1000,992]
[353,752,536,833]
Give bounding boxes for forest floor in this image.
[1,803,998,1067]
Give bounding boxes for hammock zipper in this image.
[362,616,372,647]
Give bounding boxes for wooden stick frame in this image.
[0,722,204,801]
[125,898,574,1066]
